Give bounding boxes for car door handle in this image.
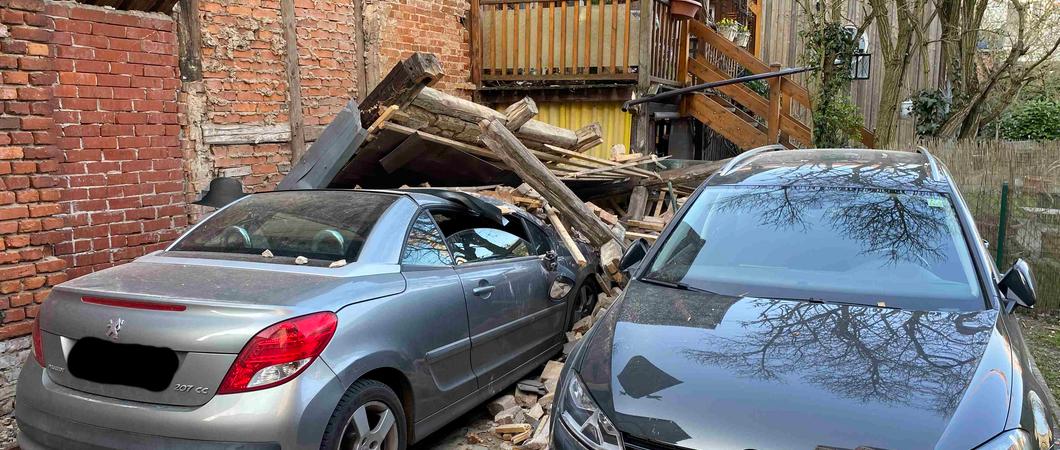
[473,284,496,297]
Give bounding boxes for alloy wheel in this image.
[339,401,398,450]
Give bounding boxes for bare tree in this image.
[935,0,1060,137]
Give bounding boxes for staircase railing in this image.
[683,20,876,148]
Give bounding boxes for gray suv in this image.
[17,189,599,450]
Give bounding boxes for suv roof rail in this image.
[915,146,943,182]
[719,144,788,176]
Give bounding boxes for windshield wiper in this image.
[772,296,901,310]
[640,278,715,294]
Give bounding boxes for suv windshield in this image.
[644,186,984,311]
[171,191,396,265]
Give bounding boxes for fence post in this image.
[765,62,782,144]
[470,0,482,91]
[995,181,1009,267]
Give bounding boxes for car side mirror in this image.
[542,250,558,272]
[999,258,1037,309]
[619,238,650,272]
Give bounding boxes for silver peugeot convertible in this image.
[16,189,600,450]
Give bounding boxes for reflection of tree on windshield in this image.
[682,299,992,416]
[716,185,948,266]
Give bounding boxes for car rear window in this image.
[170,191,396,265]
[644,186,985,311]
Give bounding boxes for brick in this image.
[0,321,33,340]
[0,147,24,160]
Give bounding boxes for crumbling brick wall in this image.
[184,0,474,203]
[0,1,182,445]
[365,0,473,97]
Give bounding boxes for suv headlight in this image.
[559,373,623,450]
[977,430,1035,450]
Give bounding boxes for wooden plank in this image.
[563,155,670,179]
[524,2,532,74]
[202,123,291,145]
[544,204,588,267]
[488,5,497,74]
[625,185,648,220]
[572,0,579,73]
[513,2,520,75]
[280,0,306,164]
[559,0,566,74]
[685,93,767,150]
[501,3,508,75]
[584,0,592,72]
[623,0,631,71]
[360,53,443,125]
[469,0,482,85]
[541,144,655,178]
[610,0,618,73]
[547,0,555,73]
[176,0,202,81]
[379,134,424,173]
[596,0,604,71]
[537,0,545,73]
[478,118,618,247]
[625,231,658,241]
[481,72,638,81]
[675,20,688,85]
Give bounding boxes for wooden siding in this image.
[758,0,945,144]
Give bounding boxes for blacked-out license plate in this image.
[67,337,179,392]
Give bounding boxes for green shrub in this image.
[1000,99,1060,141]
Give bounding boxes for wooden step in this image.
[689,57,811,145]
[684,93,770,150]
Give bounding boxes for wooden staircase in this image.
[675,20,875,150]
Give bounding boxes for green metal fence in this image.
[921,140,1060,311]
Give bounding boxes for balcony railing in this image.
[470,0,686,87]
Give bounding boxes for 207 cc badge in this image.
[106,318,124,341]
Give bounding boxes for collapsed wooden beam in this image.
[504,97,538,131]
[573,122,604,153]
[360,52,443,125]
[544,204,587,267]
[399,87,579,150]
[478,118,618,248]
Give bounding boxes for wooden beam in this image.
[478,118,618,247]
[470,0,483,89]
[503,96,538,131]
[573,122,604,153]
[352,0,367,99]
[544,204,587,267]
[202,123,291,145]
[280,0,306,164]
[175,0,202,82]
[361,53,444,125]
[625,185,648,220]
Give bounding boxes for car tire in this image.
[320,379,407,450]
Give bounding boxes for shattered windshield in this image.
[644,186,984,311]
[170,191,396,265]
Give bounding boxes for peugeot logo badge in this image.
[106,318,124,342]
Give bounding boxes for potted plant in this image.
[735,24,751,47]
[671,0,702,20]
[717,18,739,41]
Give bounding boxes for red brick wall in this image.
[369,0,474,97]
[0,2,182,444]
[48,3,185,279]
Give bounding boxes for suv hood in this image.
[576,280,1010,450]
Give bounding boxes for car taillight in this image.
[32,319,44,367]
[217,312,337,395]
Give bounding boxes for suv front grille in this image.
[622,434,690,450]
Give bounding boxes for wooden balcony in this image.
[470,0,687,88]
